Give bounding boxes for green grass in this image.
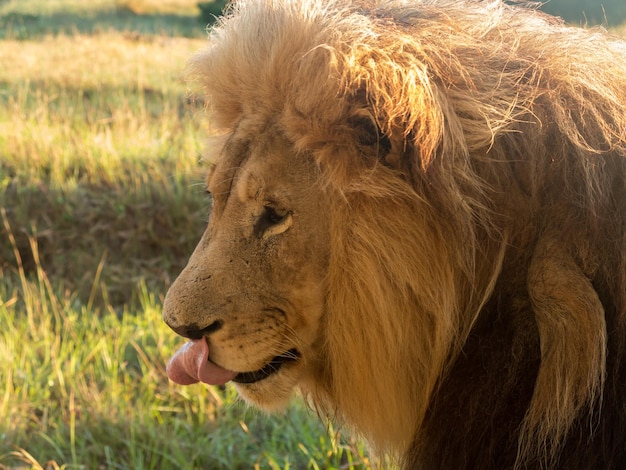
[0,238,368,469]
[0,1,371,468]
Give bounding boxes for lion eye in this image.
[263,206,285,225]
[255,205,293,239]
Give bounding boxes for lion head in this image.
[164,122,331,409]
[163,1,626,468]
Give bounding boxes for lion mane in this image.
[184,0,626,468]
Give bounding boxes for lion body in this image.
[164,1,626,468]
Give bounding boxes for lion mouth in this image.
[166,339,300,386]
[233,348,300,384]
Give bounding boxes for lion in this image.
[162,1,626,468]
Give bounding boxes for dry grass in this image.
[0,33,203,88]
[116,0,201,15]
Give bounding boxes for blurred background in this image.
[538,0,626,26]
[0,0,623,469]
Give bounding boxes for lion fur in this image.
[188,1,626,468]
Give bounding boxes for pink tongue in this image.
[166,338,237,386]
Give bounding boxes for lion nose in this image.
[166,319,224,340]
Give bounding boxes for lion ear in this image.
[348,113,392,163]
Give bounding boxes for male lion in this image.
[162,0,626,468]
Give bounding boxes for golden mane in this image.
[188,0,626,467]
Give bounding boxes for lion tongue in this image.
[166,338,237,386]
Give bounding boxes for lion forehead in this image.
[208,123,323,224]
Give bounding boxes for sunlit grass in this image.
[0,32,205,87]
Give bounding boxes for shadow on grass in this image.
[0,176,208,308]
[0,9,207,40]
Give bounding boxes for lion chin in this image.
[163,0,626,469]
[224,347,306,411]
[233,364,302,412]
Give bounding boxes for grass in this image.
[0,32,209,305]
[0,1,371,468]
[0,0,203,39]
